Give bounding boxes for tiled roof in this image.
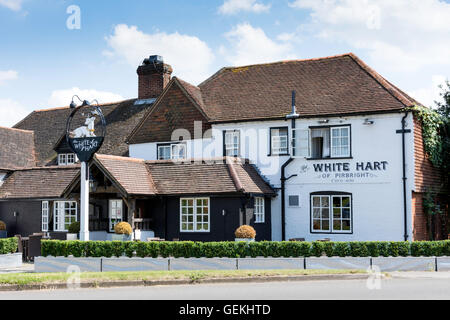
[14,99,154,166]
[0,166,79,199]
[0,127,36,170]
[92,154,275,197]
[198,53,416,122]
[94,154,156,196]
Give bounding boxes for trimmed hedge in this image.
[0,237,18,255]
[41,240,450,258]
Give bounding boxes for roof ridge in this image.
[198,53,353,88]
[0,126,34,134]
[95,154,145,163]
[33,99,136,113]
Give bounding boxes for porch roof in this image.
[0,165,79,199]
[90,154,275,197]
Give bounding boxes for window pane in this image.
[322,220,329,230]
[322,209,329,219]
[313,208,320,218]
[343,208,351,219]
[321,197,329,207]
[312,197,320,207]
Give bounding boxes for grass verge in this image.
[0,269,366,286]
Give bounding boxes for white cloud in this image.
[0,70,18,85]
[0,0,22,11]
[47,87,124,108]
[0,99,30,127]
[408,75,447,108]
[219,0,271,15]
[220,23,296,66]
[105,24,215,85]
[289,0,450,71]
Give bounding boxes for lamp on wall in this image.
[89,171,98,192]
[363,119,374,125]
[318,119,329,124]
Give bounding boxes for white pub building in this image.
[0,53,445,242]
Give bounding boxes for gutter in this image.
[401,111,410,241]
[280,91,299,241]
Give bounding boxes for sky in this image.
[0,0,449,127]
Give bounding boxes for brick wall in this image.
[412,114,446,240]
[129,82,211,144]
[137,63,173,99]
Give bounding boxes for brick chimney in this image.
[137,55,173,100]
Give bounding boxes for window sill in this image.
[267,153,290,157]
[306,157,353,161]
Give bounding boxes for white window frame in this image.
[311,194,352,234]
[330,126,351,158]
[109,199,123,232]
[180,198,210,232]
[157,143,187,160]
[41,201,49,232]
[224,130,240,157]
[254,197,265,223]
[270,128,289,155]
[58,153,78,166]
[53,201,77,232]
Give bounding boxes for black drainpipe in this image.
[280,91,299,241]
[401,111,409,241]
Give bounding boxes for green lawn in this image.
[0,269,366,286]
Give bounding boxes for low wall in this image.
[0,253,22,269]
[34,256,450,273]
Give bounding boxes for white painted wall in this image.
[129,112,416,242]
[0,172,6,187]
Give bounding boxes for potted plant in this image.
[67,221,80,240]
[0,221,6,238]
[112,222,133,241]
[235,225,256,242]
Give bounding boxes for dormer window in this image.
[58,153,78,166]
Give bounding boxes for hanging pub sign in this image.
[66,100,106,162]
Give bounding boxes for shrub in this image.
[235,225,256,239]
[0,221,6,231]
[114,222,132,235]
[0,237,18,254]
[40,240,449,259]
[68,221,80,234]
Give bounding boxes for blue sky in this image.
[0,0,449,126]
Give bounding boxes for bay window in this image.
[311,193,352,233]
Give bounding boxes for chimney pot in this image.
[137,55,172,100]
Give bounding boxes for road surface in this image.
[0,274,449,300]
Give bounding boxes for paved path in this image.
[0,273,449,300]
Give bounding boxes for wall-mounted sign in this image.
[66,105,106,162]
[299,161,390,184]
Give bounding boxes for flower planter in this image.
[66,233,78,240]
[34,256,102,273]
[111,234,132,241]
[0,253,22,268]
[0,231,7,239]
[235,238,255,242]
[371,257,436,272]
[238,257,304,270]
[169,258,237,271]
[305,257,371,270]
[102,257,169,272]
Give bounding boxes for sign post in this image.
[66,98,106,242]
